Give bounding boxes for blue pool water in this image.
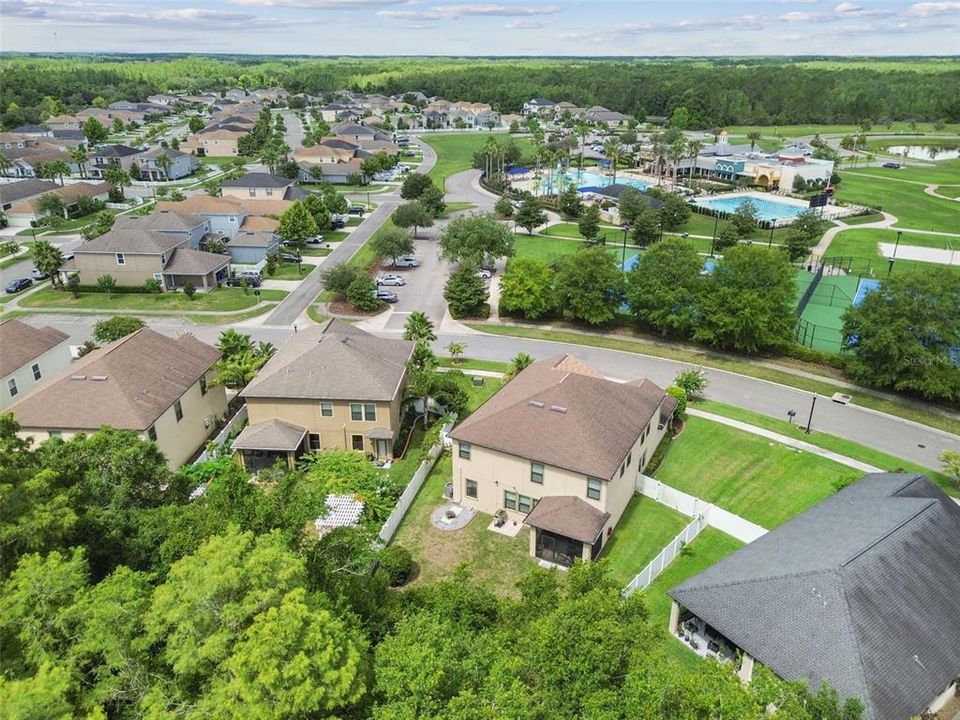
[695,195,808,222]
[542,169,649,193]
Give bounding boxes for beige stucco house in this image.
[0,319,72,411]
[234,319,414,471]
[449,355,676,567]
[7,328,226,469]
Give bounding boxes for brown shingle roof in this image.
[232,419,306,451]
[161,248,229,276]
[8,329,220,432]
[449,355,667,479]
[523,496,610,544]
[0,320,69,378]
[242,319,413,402]
[240,215,278,231]
[78,227,185,255]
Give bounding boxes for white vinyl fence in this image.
[193,405,248,464]
[377,416,456,545]
[622,514,707,596]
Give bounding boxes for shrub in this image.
[143,278,163,294]
[666,386,688,418]
[183,282,196,300]
[93,316,145,343]
[379,545,414,587]
[346,275,379,311]
[674,368,709,398]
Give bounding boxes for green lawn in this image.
[186,304,278,324]
[513,234,640,267]
[346,217,363,227]
[391,454,535,597]
[845,156,960,186]
[841,212,886,225]
[268,262,317,279]
[834,172,960,233]
[602,496,690,587]
[20,287,287,312]
[422,133,534,184]
[654,416,861,528]
[437,357,509,373]
[724,122,960,138]
[935,185,960,199]
[824,228,960,277]
[0,242,34,270]
[300,246,332,257]
[443,202,476,215]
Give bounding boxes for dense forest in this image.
[2,54,959,130]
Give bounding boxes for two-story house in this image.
[234,320,414,471]
[8,328,226,469]
[220,172,307,201]
[137,147,199,181]
[522,98,556,116]
[0,319,72,411]
[88,144,144,179]
[449,355,677,567]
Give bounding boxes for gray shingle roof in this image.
[242,319,413,402]
[93,144,142,158]
[0,320,69,378]
[78,228,186,255]
[221,172,294,189]
[161,248,229,276]
[449,355,668,479]
[0,179,59,205]
[232,418,306,451]
[669,473,960,720]
[523,495,610,544]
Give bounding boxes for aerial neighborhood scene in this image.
[1,1,959,718]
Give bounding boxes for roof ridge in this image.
[839,498,936,568]
[677,566,834,594]
[838,571,878,720]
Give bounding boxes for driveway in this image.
[1,234,84,287]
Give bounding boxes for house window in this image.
[308,433,321,451]
[147,425,157,442]
[640,452,647,470]
[531,462,544,484]
[32,363,42,381]
[466,479,478,499]
[116,252,125,265]
[174,400,183,422]
[363,404,376,421]
[199,376,207,396]
[320,401,333,417]
[266,188,274,197]
[248,188,256,197]
[518,495,535,514]
[48,430,62,438]
[350,403,362,421]
[504,490,517,510]
[586,477,602,501]
[627,450,633,467]
[459,442,471,460]
[351,434,364,451]
[7,378,17,397]
[619,462,625,478]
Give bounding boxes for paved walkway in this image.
[924,184,960,202]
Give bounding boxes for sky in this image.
[1,0,959,56]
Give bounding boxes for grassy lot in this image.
[602,496,690,587]
[422,132,534,183]
[936,186,960,199]
[694,399,958,498]
[0,242,34,270]
[463,324,960,437]
[346,217,363,227]
[437,357,508,373]
[824,228,960,277]
[841,212,886,225]
[268,262,317,279]
[724,122,960,138]
[844,157,960,186]
[834,172,960,233]
[443,202,476,215]
[300,246,333,257]
[654,416,861,528]
[513,234,640,267]
[20,287,286,311]
[186,304,278,324]
[391,454,535,596]
[199,156,240,166]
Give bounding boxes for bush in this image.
[674,368,709,398]
[666,386,688,418]
[379,545,414,587]
[321,262,361,298]
[183,282,196,300]
[346,275,380,311]
[93,316,145,343]
[107,187,124,203]
[143,278,163,294]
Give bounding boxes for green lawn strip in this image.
[198,156,239,166]
[186,304,278,324]
[437,357,509,373]
[391,454,535,597]
[693,399,958,497]
[0,242,34,270]
[443,202,476,214]
[655,416,861,528]
[306,305,328,324]
[840,212,886,225]
[935,186,960,199]
[602,496,690,587]
[834,173,959,233]
[325,230,350,242]
[267,262,317,279]
[20,287,286,312]
[825,228,960,277]
[422,133,534,184]
[463,323,960,436]
[513,234,640,266]
[844,157,960,185]
[346,217,363,227]
[724,122,960,137]
[300,247,332,257]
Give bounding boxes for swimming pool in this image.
[539,169,649,194]
[694,194,808,222]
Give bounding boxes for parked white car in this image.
[376,273,407,286]
[392,255,420,268]
[475,268,492,279]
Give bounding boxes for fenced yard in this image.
[601,496,691,587]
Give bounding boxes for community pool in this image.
[537,169,649,194]
[694,194,809,222]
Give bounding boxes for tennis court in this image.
[796,274,860,352]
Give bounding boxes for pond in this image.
[883,145,960,161]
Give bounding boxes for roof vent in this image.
[91,375,108,381]
[341,337,349,344]
[528,400,544,408]
[549,405,567,414]
[70,374,87,381]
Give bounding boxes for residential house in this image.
[4,182,110,227]
[11,125,55,138]
[234,319,414,470]
[136,147,198,181]
[498,113,523,129]
[147,94,180,106]
[8,328,227,469]
[449,355,676,567]
[320,102,354,122]
[523,98,556,116]
[0,133,32,150]
[1,144,78,179]
[65,211,229,290]
[181,114,255,158]
[88,144,144,179]
[0,179,61,212]
[585,106,632,125]
[448,102,499,128]
[669,472,960,720]
[294,141,357,165]
[296,159,365,185]
[0,319,72,411]
[45,114,81,131]
[332,121,378,143]
[220,172,307,201]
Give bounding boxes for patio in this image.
[430,501,476,531]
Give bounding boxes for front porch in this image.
[232,418,307,473]
[523,496,610,568]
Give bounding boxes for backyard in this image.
[601,496,690,587]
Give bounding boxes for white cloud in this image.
[506,18,546,28]
[834,1,891,16]
[230,0,406,7]
[378,3,559,21]
[907,2,960,16]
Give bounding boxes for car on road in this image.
[225,275,262,288]
[376,273,406,286]
[882,161,902,169]
[279,252,301,263]
[349,206,366,216]
[373,289,398,303]
[5,278,33,294]
[391,255,420,268]
[475,268,493,279]
[30,267,50,281]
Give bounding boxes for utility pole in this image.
[805,396,817,435]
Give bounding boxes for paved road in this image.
[1,234,84,287]
[280,110,306,149]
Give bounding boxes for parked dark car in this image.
[882,161,902,169]
[5,278,33,294]
[225,275,262,288]
[373,289,398,303]
[330,219,346,229]
[279,252,301,263]
[349,205,365,216]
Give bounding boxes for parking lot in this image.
[375,232,455,332]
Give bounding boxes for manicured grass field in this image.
[602,496,691,587]
[653,416,862,528]
[824,228,960,277]
[513,233,639,266]
[834,172,960,233]
[844,157,960,186]
[20,287,287,311]
[936,186,960,199]
[841,212,885,225]
[422,132,534,184]
[724,122,960,138]
[268,262,317,279]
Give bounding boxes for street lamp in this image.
[769,218,777,247]
[621,223,631,273]
[658,221,663,243]
[887,257,895,276]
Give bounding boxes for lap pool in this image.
[694,193,809,222]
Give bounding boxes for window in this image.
[265,188,274,197]
[48,430,62,438]
[160,253,166,266]
[147,425,157,442]
[640,452,647,470]
[351,434,364,451]
[504,490,517,510]
[7,378,17,397]
[627,450,633,467]
[174,400,183,422]
[518,495,534,514]
[32,363,41,381]
[248,187,256,197]
[586,477,602,501]
[619,462,625,478]
[531,462,544,484]
[459,442,471,460]
[466,479,478,499]
[199,376,207,396]
[363,403,376,421]
[116,252,125,265]
[308,433,321,451]
[320,401,333,417]
[350,403,362,421]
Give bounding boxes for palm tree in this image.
[650,132,666,186]
[31,240,64,288]
[154,151,173,181]
[0,154,11,178]
[445,341,466,364]
[667,139,685,183]
[602,138,621,185]
[506,352,534,380]
[574,120,591,169]
[259,143,282,174]
[69,146,88,179]
[711,127,723,143]
[746,131,763,152]
[685,139,703,182]
[402,311,436,344]
[216,328,254,358]
[39,160,71,186]
[104,161,131,199]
